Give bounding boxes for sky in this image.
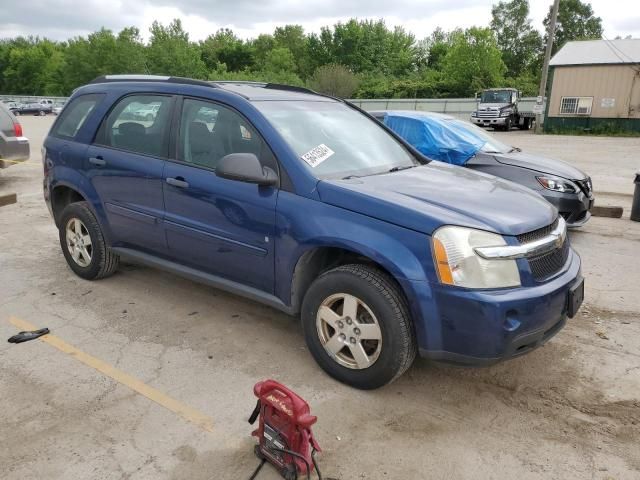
[1,0,639,42]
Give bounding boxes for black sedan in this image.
[372,110,593,227]
[11,103,52,116]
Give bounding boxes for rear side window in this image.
[97,94,173,157]
[51,94,103,139]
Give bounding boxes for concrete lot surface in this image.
[1,117,639,479]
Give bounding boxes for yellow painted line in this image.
[0,158,40,166]
[8,316,214,432]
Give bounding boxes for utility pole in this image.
[536,0,560,134]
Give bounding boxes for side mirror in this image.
[216,153,278,187]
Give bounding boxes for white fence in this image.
[2,94,542,121]
[1,94,68,104]
[349,97,541,120]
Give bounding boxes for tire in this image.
[504,117,512,131]
[14,111,20,116]
[58,201,119,280]
[39,110,46,116]
[301,264,416,389]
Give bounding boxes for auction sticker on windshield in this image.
[301,144,334,168]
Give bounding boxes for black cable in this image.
[272,447,311,480]
[248,458,266,480]
[311,448,322,480]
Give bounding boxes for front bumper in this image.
[401,248,582,366]
[539,189,593,227]
[471,116,507,127]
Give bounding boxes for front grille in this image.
[477,109,499,118]
[516,217,559,244]
[517,217,569,281]
[528,241,570,281]
[575,177,593,197]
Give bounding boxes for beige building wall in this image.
[548,65,640,118]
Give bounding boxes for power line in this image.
[601,36,640,73]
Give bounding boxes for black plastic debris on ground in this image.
[8,328,50,344]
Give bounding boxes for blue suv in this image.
[43,76,584,389]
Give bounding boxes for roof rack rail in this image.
[209,79,344,102]
[211,80,267,86]
[89,75,216,89]
[212,80,322,97]
[264,83,317,95]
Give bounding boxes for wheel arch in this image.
[289,245,410,316]
[50,184,87,226]
[49,178,113,246]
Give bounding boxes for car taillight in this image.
[13,122,23,137]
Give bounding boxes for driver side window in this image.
[178,99,275,171]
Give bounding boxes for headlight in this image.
[432,226,520,288]
[536,176,578,193]
[471,112,477,117]
[500,110,511,117]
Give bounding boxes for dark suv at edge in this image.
[43,75,584,389]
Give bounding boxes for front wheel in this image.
[301,264,416,389]
[59,201,119,280]
[39,110,46,116]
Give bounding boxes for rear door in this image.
[87,94,174,254]
[162,97,278,292]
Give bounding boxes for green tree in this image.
[3,39,66,95]
[200,28,254,72]
[543,0,603,54]
[308,64,359,98]
[250,34,276,71]
[307,20,416,76]
[441,27,507,96]
[114,27,147,74]
[490,0,542,77]
[273,25,310,77]
[424,28,457,70]
[263,47,296,73]
[147,19,207,78]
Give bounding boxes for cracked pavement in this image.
[1,118,639,479]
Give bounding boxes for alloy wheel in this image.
[65,218,93,267]
[316,293,382,370]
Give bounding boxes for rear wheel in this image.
[301,264,416,389]
[59,201,119,280]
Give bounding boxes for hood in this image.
[494,151,587,180]
[318,162,556,236]
[477,103,510,110]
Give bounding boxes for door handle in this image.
[166,177,189,188]
[89,156,106,166]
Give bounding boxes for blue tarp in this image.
[383,111,485,166]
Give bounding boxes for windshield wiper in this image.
[508,147,522,153]
[388,165,416,173]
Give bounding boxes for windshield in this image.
[480,90,512,104]
[447,119,512,154]
[255,101,420,179]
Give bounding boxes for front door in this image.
[163,98,278,293]
[87,94,174,254]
